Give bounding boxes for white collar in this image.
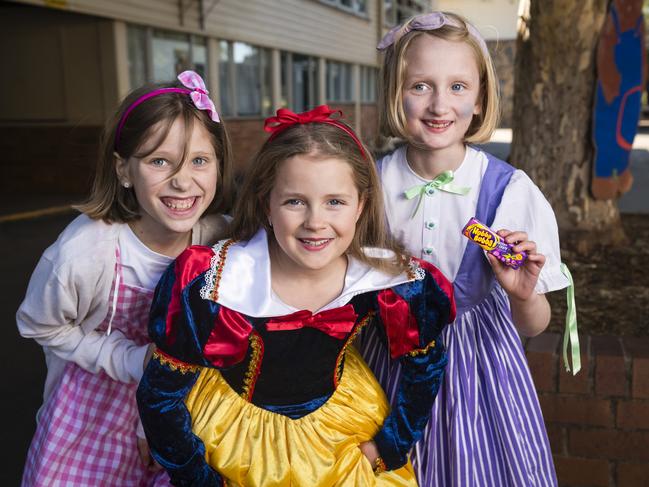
[201,228,423,317]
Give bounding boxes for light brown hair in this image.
[76,80,233,222]
[229,122,409,275]
[379,11,500,144]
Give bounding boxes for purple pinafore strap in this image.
[360,150,558,487]
[453,152,515,314]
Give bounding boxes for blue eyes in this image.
[283,199,345,206]
[148,157,210,167]
[411,82,467,93]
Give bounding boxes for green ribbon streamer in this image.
[404,170,471,218]
[560,263,581,375]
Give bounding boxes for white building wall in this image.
[432,0,521,40]
[16,0,380,65]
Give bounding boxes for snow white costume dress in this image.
[137,229,455,486]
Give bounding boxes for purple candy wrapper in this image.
[462,217,527,269]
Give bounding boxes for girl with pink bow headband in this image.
[18,71,233,487]
[359,11,573,487]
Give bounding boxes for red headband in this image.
[263,105,368,160]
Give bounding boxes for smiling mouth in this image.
[423,120,453,129]
[161,197,197,211]
[298,238,333,247]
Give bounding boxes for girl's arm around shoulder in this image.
[194,213,232,246]
[16,217,149,383]
[369,259,455,470]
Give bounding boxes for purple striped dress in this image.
[360,154,557,486]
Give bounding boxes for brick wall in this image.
[526,333,649,487]
[222,117,267,175]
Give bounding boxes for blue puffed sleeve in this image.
[137,246,224,486]
[372,261,455,470]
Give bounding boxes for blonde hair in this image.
[229,122,409,275]
[76,80,233,222]
[379,11,500,144]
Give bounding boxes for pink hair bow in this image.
[377,12,488,56]
[177,70,220,123]
[115,70,220,151]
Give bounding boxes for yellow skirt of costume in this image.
[185,346,418,486]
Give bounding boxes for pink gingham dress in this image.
[21,249,172,487]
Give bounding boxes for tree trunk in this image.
[510,0,627,253]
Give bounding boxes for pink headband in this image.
[114,70,219,152]
[377,12,489,56]
[264,105,368,160]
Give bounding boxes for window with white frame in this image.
[384,0,428,27]
[218,40,272,117]
[319,0,367,15]
[360,66,377,102]
[282,52,320,112]
[127,25,208,88]
[326,61,353,103]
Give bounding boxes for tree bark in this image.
[510,0,627,253]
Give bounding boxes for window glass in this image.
[320,0,366,14]
[234,42,260,116]
[191,36,207,81]
[360,66,377,102]
[327,61,353,102]
[152,30,191,82]
[292,54,319,112]
[219,40,232,117]
[127,25,147,89]
[280,51,291,108]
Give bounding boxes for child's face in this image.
[117,116,218,245]
[268,153,364,274]
[401,34,481,153]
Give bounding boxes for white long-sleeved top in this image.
[17,212,230,403]
[379,145,570,293]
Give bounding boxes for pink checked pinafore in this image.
[22,248,171,487]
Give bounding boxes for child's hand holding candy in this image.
[487,229,545,301]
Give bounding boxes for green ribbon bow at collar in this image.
[404,170,471,218]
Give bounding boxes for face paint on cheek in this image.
[458,101,477,121]
[403,97,418,119]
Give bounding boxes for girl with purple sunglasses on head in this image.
[359,11,577,487]
[17,71,233,487]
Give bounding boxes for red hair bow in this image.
[263,105,367,159]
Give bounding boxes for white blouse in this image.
[379,145,569,294]
[118,224,174,290]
